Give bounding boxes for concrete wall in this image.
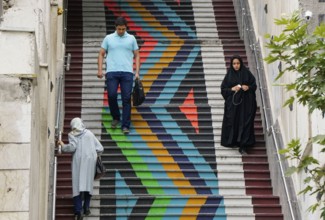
[247,0,325,219]
[0,0,64,219]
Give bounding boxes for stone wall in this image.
[0,0,64,219]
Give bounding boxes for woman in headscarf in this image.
[220,55,257,155]
[58,117,104,220]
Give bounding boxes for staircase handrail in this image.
[235,1,300,220]
[52,1,68,219]
[51,68,64,220]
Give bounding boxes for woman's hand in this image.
[231,84,242,92]
[241,85,249,91]
[57,140,65,146]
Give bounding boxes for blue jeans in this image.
[106,71,134,129]
[73,191,91,215]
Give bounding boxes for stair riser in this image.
[55,215,257,220]
[57,179,254,188]
[57,207,259,215]
[56,187,247,196]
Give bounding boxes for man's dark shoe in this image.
[84,209,91,216]
[122,127,129,135]
[75,214,83,220]
[111,119,119,128]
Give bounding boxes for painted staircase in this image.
[55,0,284,219]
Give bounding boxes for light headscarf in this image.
[70,117,85,136]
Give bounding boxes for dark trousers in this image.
[106,71,133,129]
[73,191,91,215]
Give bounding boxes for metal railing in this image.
[52,71,64,220]
[51,0,68,219]
[52,157,58,220]
[62,0,68,44]
[234,1,301,220]
[55,72,64,139]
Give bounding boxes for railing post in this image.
[52,157,58,220]
[65,53,71,71]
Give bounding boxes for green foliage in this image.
[282,139,325,218]
[265,11,325,218]
[265,11,325,115]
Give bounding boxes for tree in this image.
[264,11,325,218]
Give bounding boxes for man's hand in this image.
[97,71,104,79]
[98,48,106,79]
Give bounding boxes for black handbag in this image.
[132,78,145,106]
[94,156,106,180]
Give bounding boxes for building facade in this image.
[0,0,64,219]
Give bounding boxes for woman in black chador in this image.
[220,55,257,155]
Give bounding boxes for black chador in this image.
[220,55,257,153]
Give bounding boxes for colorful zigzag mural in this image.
[100,0,225,219]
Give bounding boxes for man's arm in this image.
[133,50,140,79]
[97,48,106,79]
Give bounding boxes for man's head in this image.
[115,16,127,37]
